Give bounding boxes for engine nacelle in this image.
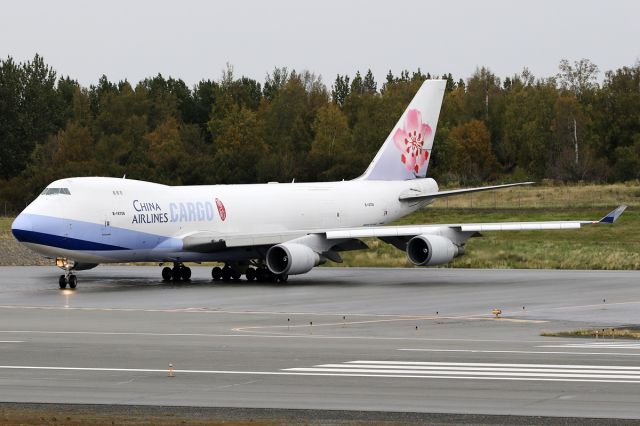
[266,243,320,275]
[406,234,459,266]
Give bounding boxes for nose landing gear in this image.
[56,258,77,289]
[58,272,77,289]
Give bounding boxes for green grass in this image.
[541,328,640,339]
[0,216,13,238]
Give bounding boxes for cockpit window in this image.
[41,187,71,195]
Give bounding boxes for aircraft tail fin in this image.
[359,79,446,181]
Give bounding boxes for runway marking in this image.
[398,348,640,357]
[0,330,552,343]
[0,305,466,318]
[0,341,23,343]
[232,316,545,334]
[1,363,640,384]
[0,305,546,324]
[547,300,640,311]
[283,360,640,383]
[347,360,640,370]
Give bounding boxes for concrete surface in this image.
[0,266,639,419]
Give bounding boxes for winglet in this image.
[598,205,628,224]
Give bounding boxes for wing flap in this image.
[458,222,582,232]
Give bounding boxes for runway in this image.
[1,266,639,419]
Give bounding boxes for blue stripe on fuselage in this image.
[11,229,129,251]
[12,213,179,252]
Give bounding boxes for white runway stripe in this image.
[320,365,640,375]
[348,360,640,370]
[282,360,640,383]
[1,364,640,384]
[286,367,640,380]
[398,348,640,356]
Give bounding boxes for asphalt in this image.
[0,266,639,420]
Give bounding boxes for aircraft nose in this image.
[11,213,33,242]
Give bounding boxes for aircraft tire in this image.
[161,267,172,281]
[68,275,77,289]
[211,266,222,281]
[181,267,191,281]
[222,266,232,281]
[171,268,182,282]
[59,275,67,289]
[245,268,256,281]
[256,268,269,282]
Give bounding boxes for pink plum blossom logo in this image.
[215,198,226,221]
[393,109,432,174]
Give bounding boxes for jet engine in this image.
[406,234,459,266]
[266,243,321,275]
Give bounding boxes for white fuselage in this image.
[14,177,437,264]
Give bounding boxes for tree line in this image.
[1,54,639,212]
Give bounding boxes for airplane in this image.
[11,80,627,289]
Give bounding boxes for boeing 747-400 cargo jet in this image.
[11,80,626,289]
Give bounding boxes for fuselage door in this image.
[101,215,111,239]
[321,201,342,228]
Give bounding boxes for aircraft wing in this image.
[325,205,627,239]
[181,206,626,253]
[399,182,535,201]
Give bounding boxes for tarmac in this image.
[0,266,639,420]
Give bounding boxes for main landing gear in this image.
[211,263,288,283]
[161,262,191,282]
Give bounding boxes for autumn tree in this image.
[310,103,352,180]
[212,105,266,183]
[449,119,498,183]
[557,58,600,100]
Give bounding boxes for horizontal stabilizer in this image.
[399,182,535,201]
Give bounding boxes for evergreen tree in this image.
[331,74,350,107]
[363,69,377,93]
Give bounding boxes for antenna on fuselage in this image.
[122,174,126,179]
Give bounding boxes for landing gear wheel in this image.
[222,266,232,281]
[68,275,77,289]
[211,266,222,281]
[245,268,256,281]
[59,275,67,289]
[161,267,172,281]
[180,266,192,281]
[275,274,288,284]
[171,267,182,281]
[256,268,269,282]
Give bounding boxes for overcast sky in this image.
[2,0,638,88]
